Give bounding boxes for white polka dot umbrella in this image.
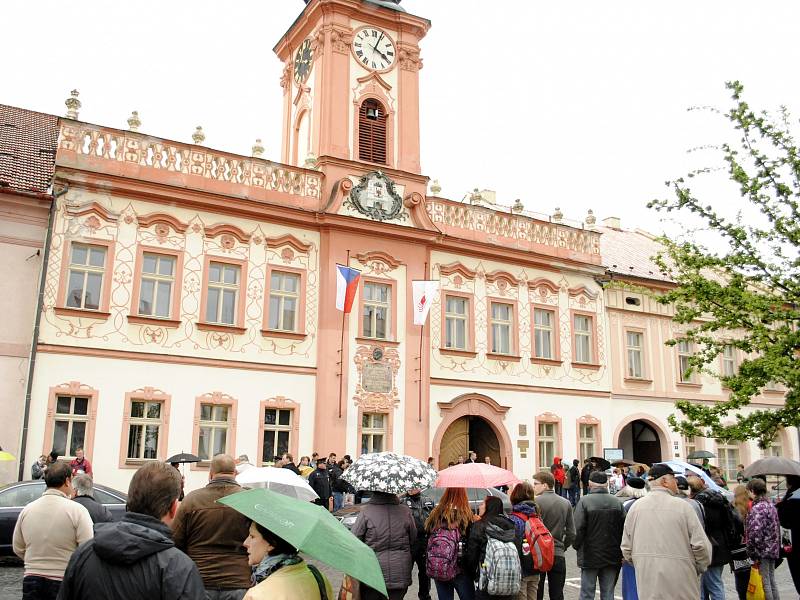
[343,452,437,494]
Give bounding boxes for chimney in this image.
[602,216,621,230]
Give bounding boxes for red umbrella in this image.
[435,463,520,488]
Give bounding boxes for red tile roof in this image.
[598,225,673,283]
[0,104,59,194]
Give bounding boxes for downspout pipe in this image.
[17,183,66,481]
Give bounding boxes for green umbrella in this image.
[218,487,387,596]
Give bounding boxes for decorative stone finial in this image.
[552,207,563,223]
[192,126,205,145]
[303,152,318,170]
[64,89,81,120]
[511,199,524,214]
[251,138,265,158]
[127,111,141,132]
[585,209,597,228]
[469,188,483,205]
[430,179,441,195]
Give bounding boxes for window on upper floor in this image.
[444,295,468,350]
[268,272,300,332]
[205,262,240,325]
[677,339,695,383]
[626,331,644,378]
[363,282,391,340]
[490,302,514,355]
[66,243,107,310]
[358,99,387,164]
[533,308,556,360]
[573,314,594,363]
[138,253,176,319]
[721,345,737,378]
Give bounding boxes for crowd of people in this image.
[12,449,800,600]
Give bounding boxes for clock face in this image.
[294,38,313,85]
[352,27,395,71]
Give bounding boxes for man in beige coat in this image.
[621,463,712,600]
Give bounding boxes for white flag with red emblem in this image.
[412,280,440,326]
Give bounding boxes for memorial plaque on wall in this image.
[362,362,393,393]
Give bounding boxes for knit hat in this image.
[626,476,645,489]
[589,471,608,484]
[648,463,675,481]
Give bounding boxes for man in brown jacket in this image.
[172,454,251,600]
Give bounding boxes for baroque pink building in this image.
[7,0,793,489]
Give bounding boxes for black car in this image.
[0,480,127,556]
[334,487,512,530]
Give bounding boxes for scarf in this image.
[252,553,303,585]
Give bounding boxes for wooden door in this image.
[439,417,469,468]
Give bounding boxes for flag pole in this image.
[338,250,350,419]
[418,261,428,423]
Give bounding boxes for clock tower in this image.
[273,0,429,175]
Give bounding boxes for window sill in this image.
[261,329,307,341]
[530,357,563,366]
[196,322,247,335]
[624,376,653,383]
[355,337,400,347]
[571,361,601,371]
[676,381,702,389]
[127,315,181,328]
[439,348,478,358]
[486,353,522,363]
[121,459,159,470]
[54,307,111,320]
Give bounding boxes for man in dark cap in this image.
[621,464,711,599]
[574,471,625,600]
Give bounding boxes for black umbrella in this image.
[589,456,612,470]
[611,458,636,466]
[687,450,716,460]
[743,456,800,478]
[166,452,200,464]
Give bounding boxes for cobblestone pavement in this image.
[3,550,797,599]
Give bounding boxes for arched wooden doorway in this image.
[616,417,669,465]
[432,394,512,470]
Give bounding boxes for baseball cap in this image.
[648,463,675,481]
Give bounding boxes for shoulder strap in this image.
[511,511,529,522]
[307,563,328,600]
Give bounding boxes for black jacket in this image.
[580,464,591,487]
[402,492,433,557]
[308,468,332,502]
[282,461,301,475]
[694,488,737,567]
[464,514,520,580]
[73,495,113,524]
[57,512,205,600]
[573,488,625,569]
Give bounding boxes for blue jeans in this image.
[579,566,619,600]
[700,564,725,600]
[333,491,344,512]
[568,486,579,507]
[434,573,475,600]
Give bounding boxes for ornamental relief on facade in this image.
[41,196,319,361]
[352,345,401,411]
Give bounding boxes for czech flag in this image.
[335,264,361,313]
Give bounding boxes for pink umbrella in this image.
[435,463,520,488]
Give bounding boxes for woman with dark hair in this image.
[465,495,521,600]
[424,487,475,600]
[242,520,332,599]
[746,478,781,600]
[508,482,539,600]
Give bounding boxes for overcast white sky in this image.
[3,1,799,236]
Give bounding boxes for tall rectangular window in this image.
[579,424,596,462]
[268,272,300,332]
[490,302,513,354]
[197,404,230,460]
[66,243,107,310]
[684,435,696,459]
[126,400,162,460]
[138,253,176,318]
[206,262,240,325]
[262,408,292,464]
[722,345,736,377]
[538,422,557,470]
[444,296,468,350]
[626,331,644,378]
[363,282,390,339]
[677,340,694,383]
[573,314,593,363]
[716,440,740,483]
[52,395,89,457]
[361,413,386,454]
[533,308,555,359]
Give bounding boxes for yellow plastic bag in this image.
[747,565,765,600]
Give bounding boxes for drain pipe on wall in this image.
[17,183,67,481]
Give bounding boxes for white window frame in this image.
[197,403,231,461]
[579,423,596,463]
[268,272,300,332]
[533,308,555,359]
[361,413,386,454]
[444,295,468,350]
[52,395,90,458]
[363,282,391,340]
[626,331,644,378]
[677,339,694,383]
[138,253,176,318]
[538,422,557,470]
[206,262,240,325]
[573,314,593,363]
[262,408,293,464]
[722,345,737,378]
[490,302,513,355]
[716,440,740,483]
[126,399,163,461]
[66,243,107,310]
[684,435,697,459]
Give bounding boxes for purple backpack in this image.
[426,526,461,581]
